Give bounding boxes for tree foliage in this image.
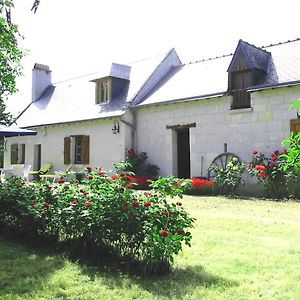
[0,0,24,125]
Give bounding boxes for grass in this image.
[1,196,300,299]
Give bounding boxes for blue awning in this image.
[0,126,37,137]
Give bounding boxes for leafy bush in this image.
[0,165,194,274]
[280,133,300,199]
[125,148,159,177]
[209,157,245,195]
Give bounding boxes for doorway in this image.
[33,144,41,171]
[177,129,190,178]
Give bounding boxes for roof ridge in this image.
[261,37,300,49]
[184,37,300,66]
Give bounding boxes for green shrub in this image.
[209,157,245,195]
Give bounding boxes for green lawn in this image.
[1,196,300,300]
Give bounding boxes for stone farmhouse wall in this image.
[134,85,300,178]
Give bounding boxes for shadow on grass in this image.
[0,234,237,299]
[0,235,65,298]
[81,263,238,299]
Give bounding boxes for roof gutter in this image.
[21,112,126,129]
[247,80,300,92]
[130,92,225,109]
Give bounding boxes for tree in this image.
[0,0,24,125]
[289,98,300,117]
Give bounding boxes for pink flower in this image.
[274,149,280,156]
[70,199,77,206]
[247,163,253,168]
[85,201,91,207]
[86,166,92,172]
[252,150,258,155]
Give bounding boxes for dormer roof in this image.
[227,39,271,73]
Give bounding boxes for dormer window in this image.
[95,77,111,104]
[227,40,271,110]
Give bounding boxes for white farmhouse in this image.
[4,39,300,180]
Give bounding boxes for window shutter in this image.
[290,119,300,134]
[11,144,18,164]
[82,135,90,164]
[64,137,71,164]
[20,144,25,164]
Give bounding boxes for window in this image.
[230,70,252,109]
[11,143,25,164]
[64,135,89,164]
[95,78,111,103]
[290,119,300,134]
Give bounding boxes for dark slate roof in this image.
[136,39,300,107]
[227,39,271,73]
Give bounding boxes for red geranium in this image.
[86,165,92,172]
[58,179,65,184]
[126,183,132,189]
[43,203,49,208]
[252,150,258,155]
[85,201,91,207]
[123,201,130,208]
[31,202,37,206]
[143,201,151,207]
[258,172,266,178]
[133,201,139,207]
[47,186,53,190]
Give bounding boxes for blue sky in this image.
[8,0,300,114]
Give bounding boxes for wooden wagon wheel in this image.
[208,152,241,180]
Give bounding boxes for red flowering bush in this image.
[247,149,288,198]
[0,164,194,274]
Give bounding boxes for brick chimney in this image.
[32,63,52,102]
